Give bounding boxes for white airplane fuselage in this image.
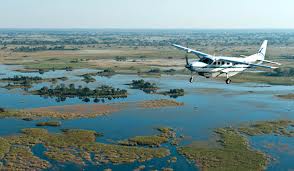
[187,53,264,78]
[173,40,280,84]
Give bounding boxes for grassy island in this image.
[276,93,294,100]
[0,75,68,89]
[118,127,177,147]
[81,74,96,83]
[238,120,294,137]
[32,84,128,102]
[178,120,294,171]
[97,68,116,77]
[36,121,61,127]
[178,128,268,171]
[0,104,121,120]
[158,89,185,98]
[139,99,184,108]
[0,99,184,120]
[129,79,159,93]
[0,128,170,170]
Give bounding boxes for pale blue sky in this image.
[0,0,293,29]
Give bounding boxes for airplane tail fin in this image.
[258,40,268,60]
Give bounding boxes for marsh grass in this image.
[178,128,268,171]
[0,128,170,169]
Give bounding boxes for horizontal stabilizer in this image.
[258,59,281,65]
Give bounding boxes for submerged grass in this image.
[238,120,294,137]
[118,127,177,147]
[178,128,268,171]
[178,120,294,171]
[0,128,170,170]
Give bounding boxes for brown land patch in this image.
[1,99,184,120]
[138,99,184,109]
[23,104,123,119]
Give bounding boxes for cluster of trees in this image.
[2,76,43,87]
[1,75,43,82]
[97,68,115,77]
[130,79,158,93]
[1,37,98,46]
[36,83,128,102]
[12,45,79,52]
[0,108,5,113]
[82,74,96,83]
[159,89,185,98]
[115,56,127,61]
[168,89,184,94]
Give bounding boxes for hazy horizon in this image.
[0,0,294,29]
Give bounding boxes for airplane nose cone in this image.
[192,62,207,68]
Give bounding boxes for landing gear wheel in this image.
[189,77,194,83]
[226,78,231,84]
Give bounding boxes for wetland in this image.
[0,29,293,170]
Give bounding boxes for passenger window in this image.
[227,62,230,65]
[222,61,225,65]
[218,62,221,65]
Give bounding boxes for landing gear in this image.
[226,78,231,84]
[189,71,195,83]
[189,76,194,83]
[225,73,231,84]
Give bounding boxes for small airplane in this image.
[172,40,281,84]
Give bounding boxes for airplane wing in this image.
[216,58,279,69]
[172,44,210,58]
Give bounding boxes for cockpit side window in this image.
[200,58,213,64]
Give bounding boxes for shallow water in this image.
[0,64,293,170]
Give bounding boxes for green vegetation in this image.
[158,89,185,98]
[97,68,116,77]
[119,136,168,147]
[0,75,68,90]
[0,128,170,169]
[1,75,43,82]
[115,56,127,61]
[238,120,294,137]
[276,93,294,100]
[178,120,294,171]
[178,127,268,171]
[129,79,158,93]
[232,72,294,85]
[13,45,78,52]
[119,127,177,147]
[0,108,5,113]
[36,121,61,127]
[81,74,96,83]
[33,83,128,102]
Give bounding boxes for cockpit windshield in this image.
[199,58,213,64]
